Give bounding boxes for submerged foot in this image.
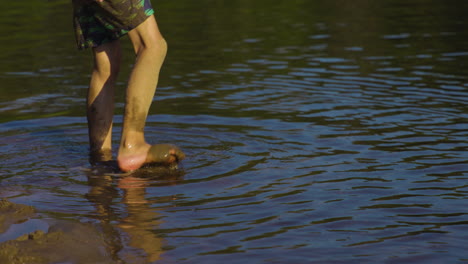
[117,144,185,172]
[89,148,113,165]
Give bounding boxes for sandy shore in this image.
[0,199,115,264]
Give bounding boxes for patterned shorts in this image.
[72,0,154,50]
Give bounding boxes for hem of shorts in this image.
[77,9,155,50]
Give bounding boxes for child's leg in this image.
[117,15,183,172]
[88,40,122,161]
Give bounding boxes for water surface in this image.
[0,0,467,263]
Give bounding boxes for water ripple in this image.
[1,0,468,263]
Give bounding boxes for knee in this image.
[93,45,122,80]
[95,61,120,78]
[137,37,168,59]
[158,37,168,56]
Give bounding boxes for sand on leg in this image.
[88,40,122,162]
[117,15,183,172]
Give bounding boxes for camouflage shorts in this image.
[72,0,154,50]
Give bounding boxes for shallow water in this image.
[1,0,467,263]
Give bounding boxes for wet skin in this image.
[147,144,186,164]
[86,14,184,172]
[117,144,185,172]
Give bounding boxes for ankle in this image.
[118,141,151,155]
[119,133,146,150]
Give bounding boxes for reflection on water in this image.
[86,165,181,263]
[0,0,467,263]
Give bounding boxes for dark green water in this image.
[1,0,467,263]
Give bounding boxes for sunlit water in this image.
[0,0,467,263]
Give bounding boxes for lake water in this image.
[0,0,467,263]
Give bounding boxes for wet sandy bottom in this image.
[0,199,118,263]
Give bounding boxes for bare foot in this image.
[146,144,186,164]
[117,143,185,172]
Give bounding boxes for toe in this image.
[147,144,185,164]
